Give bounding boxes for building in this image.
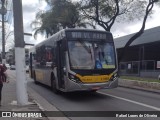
[114,26,160,78]
[5,49,14,65]
[5,48,29,65]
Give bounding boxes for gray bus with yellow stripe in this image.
[29,28,118,93]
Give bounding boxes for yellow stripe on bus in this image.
[76,74,113,83]
[35,71,44,81]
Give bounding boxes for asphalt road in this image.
[8,70,160,120]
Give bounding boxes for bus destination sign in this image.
[68,31,110,40]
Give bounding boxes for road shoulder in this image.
[118,79,160,94]
[28,86,70,120]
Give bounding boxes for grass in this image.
[120,76,160,83]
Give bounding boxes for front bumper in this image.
[64,77,118,92]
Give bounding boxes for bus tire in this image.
[51,73,59,94]
[33,71,38,84]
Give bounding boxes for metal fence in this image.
[119,60,156,76]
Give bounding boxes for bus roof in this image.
[65,28,111,33]
[35,28,111,48]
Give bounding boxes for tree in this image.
[31,10,53,39]
[31,0,89,39]
[79,0,159,63]
[79,0,147,31]
[49,0,82,28]
[118,0,159,62]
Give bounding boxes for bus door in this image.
[29,52,33,78]
[57,40,66,89]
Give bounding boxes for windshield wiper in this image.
[78,40,95,68]
[78,40,91,53]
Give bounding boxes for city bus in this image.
[29,28,118,93]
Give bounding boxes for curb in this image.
[27,86,70,120]
[118,79,160,94]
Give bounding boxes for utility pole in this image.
[13,0,28,105]
[0,0,7,64]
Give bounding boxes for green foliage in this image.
[79,0,148,31]
[51,0,80,28]
[31,0,88,39]
[32,0,159,39]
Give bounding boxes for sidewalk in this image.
[0,70,69,120]
[119,78,160,94]
[0,71,49,120]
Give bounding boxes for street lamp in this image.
[0,0,7,64]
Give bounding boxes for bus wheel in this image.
[33,71,38,84]
[51,73,59,94]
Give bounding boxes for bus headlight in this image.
[68,73,82,83]
[110,73,118,81]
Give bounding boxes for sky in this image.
[112,5,160,38]
[2,0,160,51]
[1,0,47,51]
[21,0,47,46]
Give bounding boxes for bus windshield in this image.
[68,40,116,70]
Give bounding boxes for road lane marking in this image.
[98,91,160,111]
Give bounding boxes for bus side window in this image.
[51,47,56,65]
[36,45,46,67]
[43,46,53,67]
